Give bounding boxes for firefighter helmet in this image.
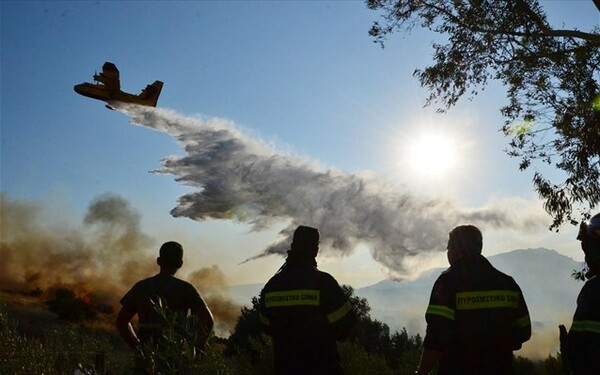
[578,213,600,263]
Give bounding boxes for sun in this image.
[406,131,458,179]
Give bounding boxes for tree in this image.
[225,296,270,364]
[341,286,422,371]
[367,0,600,229]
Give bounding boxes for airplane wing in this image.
[93,62,121,91]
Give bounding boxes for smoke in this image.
[117,104,549,277]
[0,193,241,334]
[0,193,151,307]
[519,321,565,360]
[189,265,241,334]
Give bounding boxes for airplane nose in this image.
[74,84,91,97]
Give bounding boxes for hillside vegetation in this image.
[1,285,566,374]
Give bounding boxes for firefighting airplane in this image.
[74,62,163,110]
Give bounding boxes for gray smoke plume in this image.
[118,104,548,276]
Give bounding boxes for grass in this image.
[0,291,132,374]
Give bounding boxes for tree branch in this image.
[422,0,600,43]
[515,0,550,32]
[468,25,600,43]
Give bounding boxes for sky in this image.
[1,0,599,293]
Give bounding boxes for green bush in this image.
[339,341,393,375]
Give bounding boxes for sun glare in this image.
[406,132,458,179]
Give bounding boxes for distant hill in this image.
[223,248,585,359]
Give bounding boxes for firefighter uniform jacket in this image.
[568,275,600,374]
[259,262,355,375]
[423,254,531,375]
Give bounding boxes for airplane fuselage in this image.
[74,62,163,108]
[74,83,153,105]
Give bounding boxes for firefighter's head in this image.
[157,241,184,273]
[290,225,320,259]
[447,225,483,265]
[577,213,600,271]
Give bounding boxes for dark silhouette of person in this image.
[416,225,531,375]
[115,241,214,350]
[568,213,600,374]
[259,226,356,375]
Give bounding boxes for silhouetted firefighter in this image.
[567,213,600,374]
[416,225,531,375]
[259,226,356,375]
[115,241,214,373]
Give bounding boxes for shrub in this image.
[45,288,96,322]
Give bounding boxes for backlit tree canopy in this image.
[367,0,600,229]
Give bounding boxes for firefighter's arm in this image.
[559,324,570,374]
[416,349,441,375]
[258,291,272,335]
[191,301,214,342]
[512,287,532,348]
[418,276,453,373]
[330,301,355,341]
[324,278,356,341]
[115,306,141,349]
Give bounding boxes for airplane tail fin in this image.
[139,80,164,107]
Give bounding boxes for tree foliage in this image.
[225,296,270,363]
[367,0,600,229]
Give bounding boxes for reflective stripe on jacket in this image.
[423,255,531,375]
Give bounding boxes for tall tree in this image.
[367,0,600,229]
